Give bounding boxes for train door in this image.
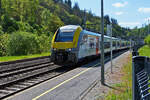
[115,40,117,50]
[96,37,99,55]
[78,34,88,59]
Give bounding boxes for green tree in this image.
[1,0,39,22]
[1,15,19,33]
[144,35,150,46]
[66,0,72,8]
[104,15,110,25]
[73,2,79,10]
[0,34,9,56]
[111,18,118,25]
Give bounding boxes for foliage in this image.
[0,0,144,57]
[1,15,19,33]
[127,25,149,42]
[144,35,150,47]
[64,0,72,8]
[17,21,34,33]
[0,25,4,34]
[0,0,132,37]
[7,31,40,56]
[1,0,39,22]
[7,31,51,56]
[104,15,110,25]
[105,56,132,100]
[0,34,9,56]
[73,2,80,10]
[37,34,51,53]
[0,31,51,57]
[139,45,150,57]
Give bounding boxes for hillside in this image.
[0,0,143,57]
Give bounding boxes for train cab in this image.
[51,25,82,64]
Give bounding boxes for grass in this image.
[139,45,150,93]
[103,45,150,100]
[138,45,150,57]
[104,45,150,100]
[0,52,50,62]
[105,56,132,100]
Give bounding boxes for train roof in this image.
[83,30,120,40]
[59,25,127,41]
[82,30,101,36]
[60,25,81,31]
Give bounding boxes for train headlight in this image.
[53,48,56,51]
[68,48,72,51]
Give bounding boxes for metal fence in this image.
[132,52,150,100]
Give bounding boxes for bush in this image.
[7,31,51,56]
[37,34,51,53]
[0,26,4,35]
[144,35,150,47]
[0,34,9,56]
[8,31,40,56]
[17,21,34,33]
[1,15,19,33]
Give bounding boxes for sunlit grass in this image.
[0,52,50,62]
[138,45,150,57]
[105,45,150,100]
[139,45,150,93]
[105,56,132,100]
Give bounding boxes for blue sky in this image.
[72,0,150,29]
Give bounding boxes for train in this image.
[51,25,131,64]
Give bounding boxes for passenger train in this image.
[51,25,130,64]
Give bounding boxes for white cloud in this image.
[112,2,128,8]
[138,7,150,13]
[119,22,140,28]
[115,12,123,15]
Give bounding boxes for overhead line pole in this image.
[110,24,113,74]
[83,9,86,30]
[148,19,150,35]
[101,0,105,85]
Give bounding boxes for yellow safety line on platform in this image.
[4,63,99,100]
[32,67,93,100]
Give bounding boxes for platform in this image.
[4,51,129,100]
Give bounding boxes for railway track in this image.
[0,56,64,99]
[0,49,128,100]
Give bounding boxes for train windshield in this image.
[55,30,75,42]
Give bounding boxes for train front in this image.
[51,25,82,64]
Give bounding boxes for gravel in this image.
[82,51,131,100]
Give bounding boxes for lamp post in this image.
[101,0,105,85]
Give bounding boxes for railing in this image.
[132,52,150,100]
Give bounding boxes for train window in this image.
[82,35,88,42]
[55,30,75,42]
[117,41,119,45]
[104,42,110,49]
[113,41,116,46]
